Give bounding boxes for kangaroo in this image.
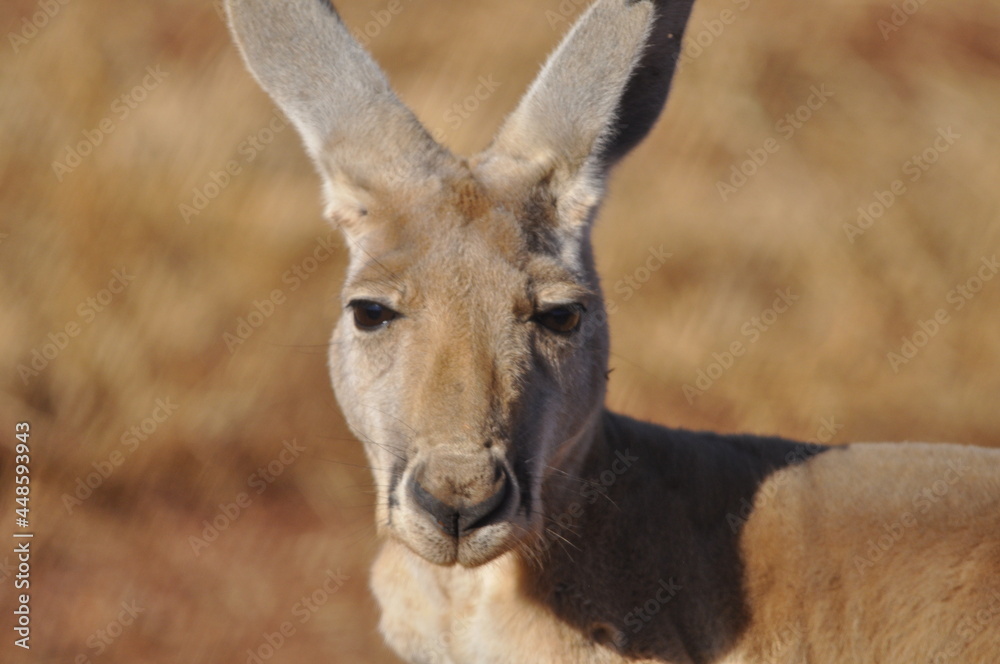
[223,1,1000,662]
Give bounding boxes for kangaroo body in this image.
[375,414,1000,663]
[223,1,1000,661]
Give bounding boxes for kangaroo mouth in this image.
[385,461,530,568]
[394,509,523,568]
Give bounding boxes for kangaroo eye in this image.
[534,304,584,334]
[350,300,399,330]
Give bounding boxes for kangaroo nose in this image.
[410,462,511,538]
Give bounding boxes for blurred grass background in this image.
[1,0,999,662]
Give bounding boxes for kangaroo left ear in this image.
[224,0,456,236]
[481,0,697,227]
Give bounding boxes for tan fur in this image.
[224,0,1000,662]
[739,444,1000,664]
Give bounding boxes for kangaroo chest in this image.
[371,542,639,664]
[370,541,761,664]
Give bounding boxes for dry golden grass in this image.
[1,0,999,662]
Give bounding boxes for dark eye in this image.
[350,300,399,331]
[534,304,584,334]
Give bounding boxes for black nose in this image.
[410,467,511,538]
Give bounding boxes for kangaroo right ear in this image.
[483,0,697,229]
[224,0,453,232]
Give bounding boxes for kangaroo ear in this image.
[224,0,453,231]
[482,0,696,227]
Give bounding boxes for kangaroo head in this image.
[226,0,695,567]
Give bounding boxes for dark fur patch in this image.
[521,412,831,662]
[519,181,562,257]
